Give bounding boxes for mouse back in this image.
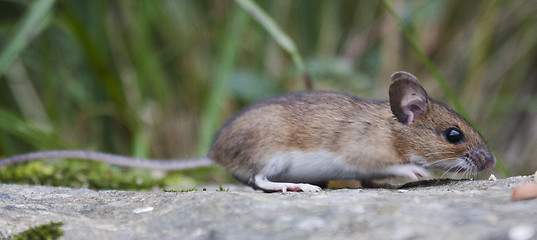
[208,91,387,183]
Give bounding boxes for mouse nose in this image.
[469,147,496,171]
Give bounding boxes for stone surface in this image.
[0,176,536,240]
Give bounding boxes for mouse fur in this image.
[209,71,495,192]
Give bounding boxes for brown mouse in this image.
[0,71,496,192]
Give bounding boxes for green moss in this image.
[216,185,229,192]
[162,185,229,192]
[162,187,198,193]
[13,221,64,240]
[0,159,227,191]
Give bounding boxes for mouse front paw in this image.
[383,164,432,181]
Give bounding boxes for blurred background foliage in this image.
[1,0,536,190]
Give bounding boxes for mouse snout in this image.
[468,147,496,171]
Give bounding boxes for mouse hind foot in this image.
[249,175,322,193]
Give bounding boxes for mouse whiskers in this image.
[438,162,465,179]
[424,151,455,157]
[423,157,459,168]
[463,170,477,180]
[439,165,457,179]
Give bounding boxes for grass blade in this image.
[0,108,70,150]
[196,6,249,155]
[235,0,306,78]
[381,0,470,121]
[0,0,56,77]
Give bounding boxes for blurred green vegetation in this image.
[1,0,537,190]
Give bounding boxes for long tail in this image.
[0,150,214,170]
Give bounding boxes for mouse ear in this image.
[389,71,428,125]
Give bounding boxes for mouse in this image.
[0,71,496,192]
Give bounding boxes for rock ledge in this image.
[0,176,536,240]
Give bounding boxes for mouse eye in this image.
[444,127,464,144]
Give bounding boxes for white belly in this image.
[262,150,361,183]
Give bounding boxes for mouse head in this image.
[389,71,495,172]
